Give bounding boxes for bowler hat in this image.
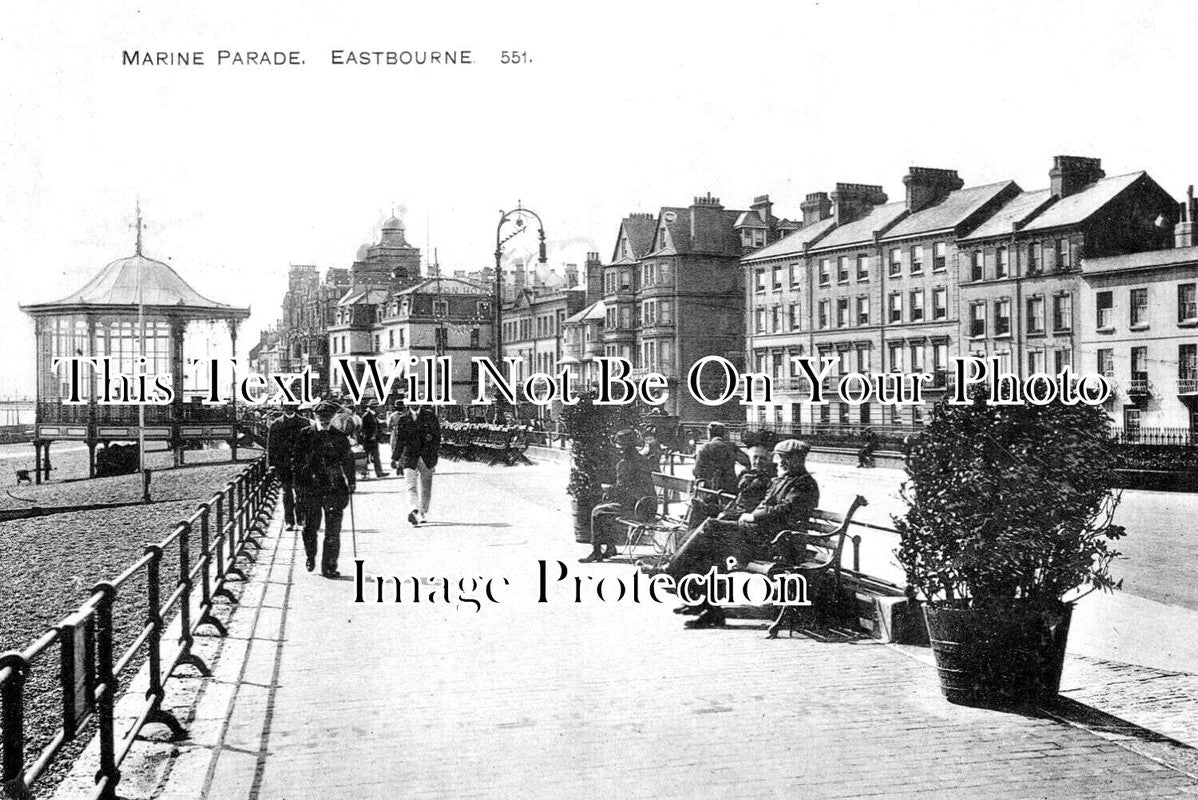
[314,400,341,418]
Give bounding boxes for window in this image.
[1180,344,1197,383]
[971,250,984,281]
[754,269,766,293]
[996,299,1011,336]
[996,247,1009,279]
[909,343,926,372]
[789,263,802,287]
[1027,242,1040,275]
[789,303,801,330]
[932,287,947,320]
[660,301,673,324]
[857,296,870,326]
[1180,284,1197,322]
[911,245,924,274]
[888,293,902,323]
[888,342,903,372]
[838,349,851,375]
[772,266,783,291]
[1027,297,1044,333]
[857,345,871,373]
[839,402,850,427]
[1124,407,1141,440]
[1131,346,1148,383]
[754,309,766,334]
[933,342,948,373]
[1054,238,1070,270]
[837,256,849,283]
[818,300,829,329]
[772,306,782,332]
[819,259,830,285]
[619,270,631,291]
[860,403,871,425]
[856,254,870,281]
[970,302,986,337]
[1028,350,1044,374]
[388,330,395,348]
[909,289,925,322]
[933,242,947,272]
[836,298,849,328]
[433,299,449,317]
[1097,348,1114,377]
[1130,288,1148,327]
[1052,294,1072,331]
[889,248,902,277]
[1096,291,1113,329]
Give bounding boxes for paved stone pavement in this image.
[105,459,1198,799]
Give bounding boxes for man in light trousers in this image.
[390,403,441,526]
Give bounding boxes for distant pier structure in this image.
[19,219,250,481]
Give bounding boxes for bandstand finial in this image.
[131,198,145,256]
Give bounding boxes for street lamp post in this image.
[493,202,547,366]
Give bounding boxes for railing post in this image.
[0,652,30,800]
[91,582,119,800]
[141,546,186,738]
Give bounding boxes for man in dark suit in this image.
[662,439,819,629]
[358,399,388,479]
[268,403,308,531]
[390,403,441,526]
[291,401,356,577]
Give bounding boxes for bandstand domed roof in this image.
[383,215,404,230]
[21,252,250,320]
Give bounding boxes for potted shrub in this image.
[560,391,636,542]
[894,392,1125,707]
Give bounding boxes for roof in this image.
[1082,244,1198,274]
[734,211,767,229]
[338,287,390,306]
[648,206,745,257]
[959,189,1053,240]
[396,278,489,296]
[564,299,605,324]
[808,202,908,251]
[1020,172,1145,233]
[742,216,837,263]
[22,253,248,318]
[619,215,657,262]
[882,181,1017,239]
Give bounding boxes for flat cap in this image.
[314,400,341,417]
[773,438,811,456]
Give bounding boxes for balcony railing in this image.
[1127,377,1151,395]
[1178,377,1198,395]
[1108,426,1196,446]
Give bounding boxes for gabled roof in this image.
[882,181,1017,239]
[611,214,657,264]
[338,287,390,306]
[808,203,908,252]
[734,210,768,229]
[647,206,745,257]
[1020,172,1146,233]
[564,299,606,324]
[742,216,837,263]
[959,189,1054,241]
[396,278,489,296]
[1082,244,1198,274]
[22,252,249,319]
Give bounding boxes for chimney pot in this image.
[1050,155,1105,198]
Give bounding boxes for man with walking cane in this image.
[291,400,356,578]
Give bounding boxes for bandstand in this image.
[20,235,251,481]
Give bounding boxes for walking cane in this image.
[349,483,358,560]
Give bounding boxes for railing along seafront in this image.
[0,456,278,800]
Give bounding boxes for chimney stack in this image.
[830,183,888,226]
[1050,155,1105,198]
[750,194,774,228]
[801,192,833,227]
[585,251,603,302]
[1176,185,1197,248]
[903,167,964,213]
[565,263,579,288]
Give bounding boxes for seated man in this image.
[581,429,657,563]
[659,439,819,629]
[718,443,776,519]
[686,422,751,529]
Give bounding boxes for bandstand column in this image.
[170,317,186,467]
[229,320,239,461]
[86,314,98,477]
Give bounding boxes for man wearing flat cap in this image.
[291,400,357,578]
[268,402,309,531]
[659,438,819,628]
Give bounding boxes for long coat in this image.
[747,470,820,537]
[290,425,356,507]
[390,410,442,470]
[268,414,309,479]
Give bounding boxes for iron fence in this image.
[1107,426,1196,446]
[0,456,277,800]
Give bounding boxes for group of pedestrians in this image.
[267,398,442,578]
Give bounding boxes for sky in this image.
[2,0,1198,396]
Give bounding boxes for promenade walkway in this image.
[56,459,1198,799]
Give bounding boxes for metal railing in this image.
[0,456,277,800]
[1108,426,1196,446]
